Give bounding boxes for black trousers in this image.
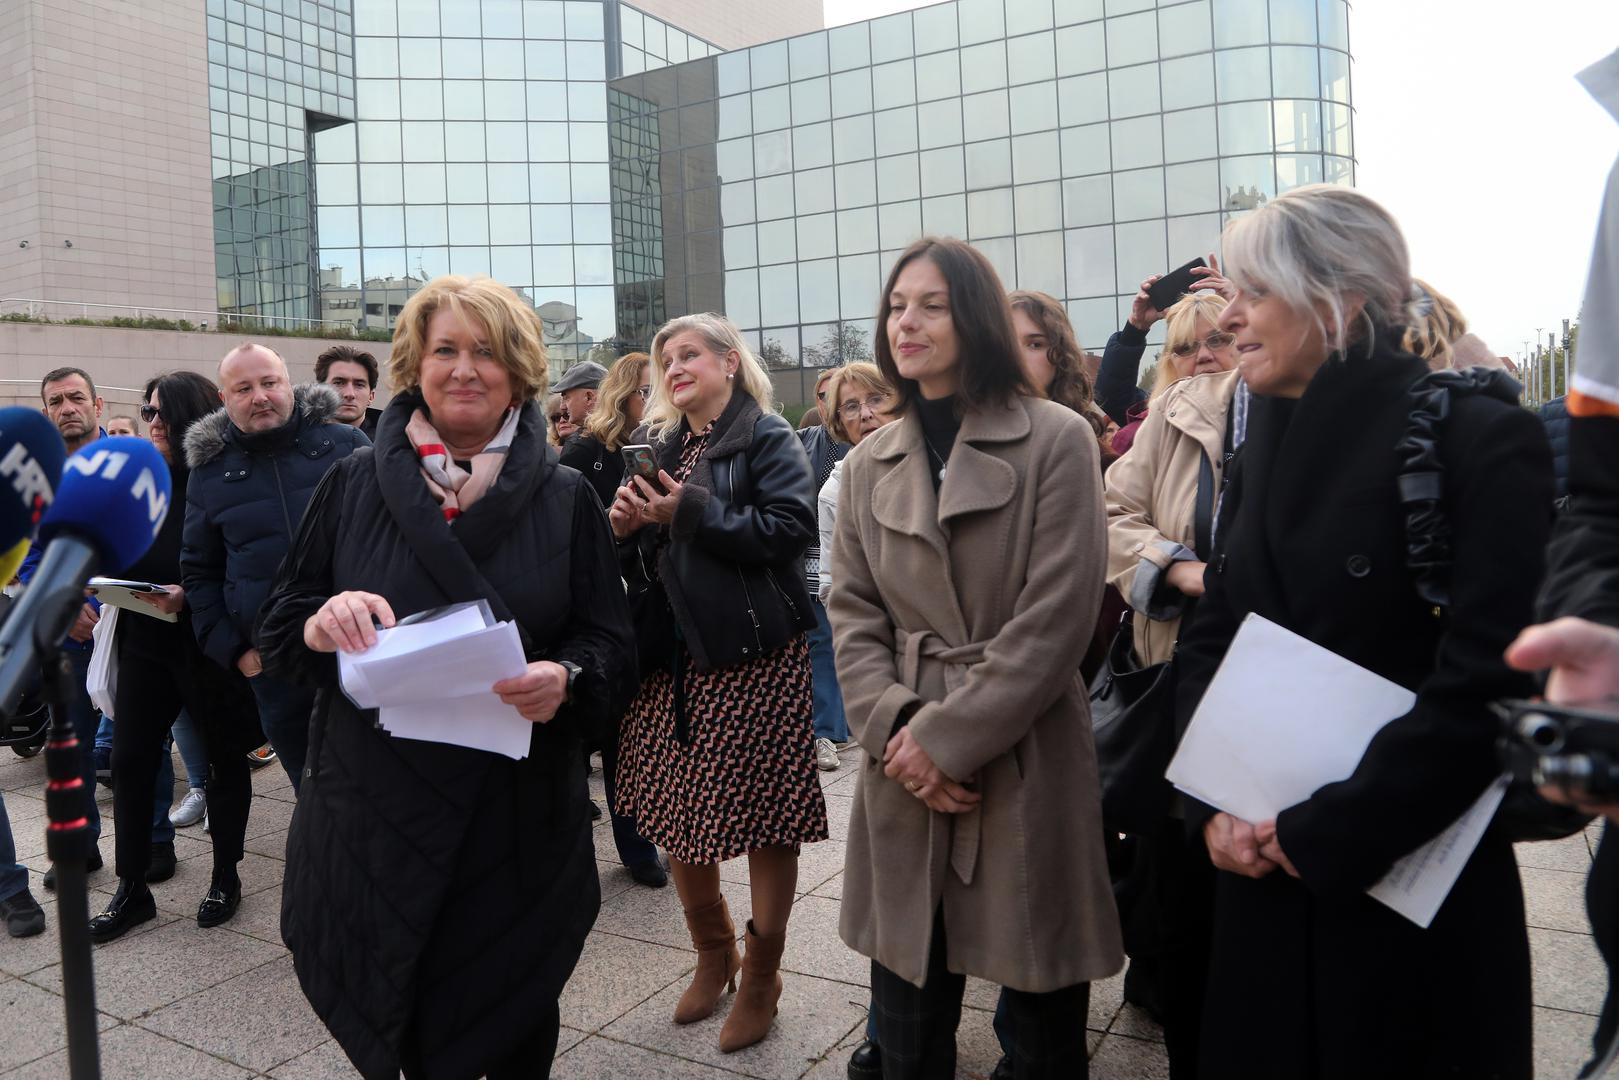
[871,909,1091,1080]
[111,648,251,882]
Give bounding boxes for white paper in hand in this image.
[338,601,533,760]
[1167,613,1507,928]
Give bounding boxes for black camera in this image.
[1497,698,1619,801]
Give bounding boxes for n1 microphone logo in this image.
[0,443,54,526]
[65,448,168,539]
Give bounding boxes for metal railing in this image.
[0,297,347,331]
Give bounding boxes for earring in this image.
[727,372,734,380]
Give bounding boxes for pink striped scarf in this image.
[405,406,520,521]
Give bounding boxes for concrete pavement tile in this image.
[823,794,852,842]
[593,859,643,904]
[1521,866,1595,934]
[95,851,284,918]
[0,758,45,793]
[1,1022,253,1079]
[550,1035,752,1078]
[558,1025,589,1057]
[26,920,283,1020]
[242,796,296,842]
[4,792,46,826]
[1530,926,1609,1016]
[1516,833,1595,873]
[779,895,867,988]
[602,970,867,1080]
[137,954,327,1073]
[266,1038,359,1079]
[594,876,753,950]
[245,827,290,861]
[0,975,119,1072]
[0,896,68,979]
[224,882,287,947]
[561,930,697,1033]
[1534,1006,1599,1079]
[1107,1003,1164,1043]
[955,1003,1011,1078]
[1587,820,1606,856]
[1089,1033,1170,1079]
[808,871,843,901]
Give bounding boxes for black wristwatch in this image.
[558,660,583,703]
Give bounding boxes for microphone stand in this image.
[39,643,101,1080]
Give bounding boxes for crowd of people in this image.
[0,177,1615,1080]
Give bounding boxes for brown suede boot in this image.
[718,919,785,1053]
[674,897,741,1024]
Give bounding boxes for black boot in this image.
[197,868,241,929]
[847,1039,882,1080]
[44,844,103,892]
[88,878,156,944]
[146,841,177,884]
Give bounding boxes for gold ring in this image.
[906,781,920,793]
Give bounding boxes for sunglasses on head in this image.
[139,405,162,423]
[1169,331,1236,358]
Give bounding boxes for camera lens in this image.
[1516,711,1565,753]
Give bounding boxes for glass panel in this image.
[1320,48,1350,103]
[1058,73,1107,126]
[1212,0,1267,47]
[920,145,965,196]
[359,162,403,201]
[1055,23,1105,77]
[870,12,912,63]
[835,160,877,207]
[1325,154,1353,185]
[958,0,1005,46]
[755,130,792,176]
[402,161,446,201]
[1324,102,1352,156]
[963,90,1010,141]
[1221,155,1275,209]
[1012,130,1060,184]
[1162,106,1216,162]
[1272,46,1318,98]
[1269,0,1316,44]
[1016,230,1064,296]
[1217,101,1271,155]
[914,3,958,53]
[755,174,795,219]
[878,200,921,249]
[916,52,961,102]
[1062,174,1110,227]
[532,162,570,201]
[445,162,487,201]
[356,37,398,77]
[760,263,798,324]
[916,193,963,239]
[533,245,572,284]
[800,258,840,323]
[1110,115,1162,170]
[878,152,920,203]
[831,69,873,118]
[444,120,485,160]
[839,253,880,318]
[572,202,611,242]
[1158,1,1211,56]
[1063,225,1114,297]
[357,78,400,119]
[1273,99,1322,153]
[828,22,870,73]
[917,99,963,149]
[960,42,1007,96]
[833,114,875,161]
[531,202,571,242]
[486,121,527,161]
[524,39,564,77]
[447,204,490,245]
[789,32,829,79]
[1109,63,1160,118]
[873,60,917,108]
[753,85,790,132]
[1216,46,1270,100]
[398,0,439,36]
[319,205,360,247]
[798,212,838,261]
[792,76,832,124]
[1107,11,1157,66]
[724,224,758,268]
[964,138,1011,190]
[750,40,788,88]
[838,206,878,254]
[1160,54,1214,113]
[1165,159,1218,215]
[1318,0,1349,50]
[567,81,605,121]
[1060,122,1111,176]
[482,80,524,120]
[758,217,796,263]
[488,162,527,202]
[1007,32,1056,87]
[1115,218,1166,293]
[483,39,523,79]
[442,39,481,78]
[565,40,603,81]
[359,121,402,161]
[1275,153,1324,192]
[717,94,752,140]
[1014,180,1062,232]
[794,122,834,170]
[721,179,755,224]
[1167,213,1222,266]
[490,245,531,284]
[1112,166,1163,221]
[717,50,750,95]
[316,162,358,203]
[874,106,918,155]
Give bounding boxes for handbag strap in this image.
[1193,449,1216,561]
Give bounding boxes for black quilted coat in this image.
[255,391,636,1079]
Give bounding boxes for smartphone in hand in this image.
[620,444,663,493]
[1147,257,1209,312]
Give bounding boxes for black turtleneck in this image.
[914,394,959,492]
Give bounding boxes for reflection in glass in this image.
[1324,102,1352,156]
[1215,47,1271,101]
[1221,155,1276,209]
[1271,46,1318,99]
[1272,99,1321,153]
[1320,48,1350,103]
[1212,0,1267,48]
[755,130,793,176]
[1275,153,1324,191]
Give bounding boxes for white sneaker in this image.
[169,788,207,828]
[815,737,840,772]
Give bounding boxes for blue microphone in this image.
[0,408,67,583]
[0,436,169,713]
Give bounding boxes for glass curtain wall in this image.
[608,0,1354,404]
[312,0,715,373]
[207,0,358,324]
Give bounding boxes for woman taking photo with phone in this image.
[829,236,1122,1078]
[609,312,828,1055]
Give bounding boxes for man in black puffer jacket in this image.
[182,344,369,793]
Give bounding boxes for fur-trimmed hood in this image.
[184,383,344,469]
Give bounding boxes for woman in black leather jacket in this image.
[609,313,829,1056]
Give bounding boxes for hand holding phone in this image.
[1146,257,1209,313]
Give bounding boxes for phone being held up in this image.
[621,444,665,495]
[1146,257,1209,313]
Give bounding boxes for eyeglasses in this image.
[1169,331,1236,357]
[634,386,652,401]
[838,393,890,420]
[139,405,162,423]
[548,413,565,424]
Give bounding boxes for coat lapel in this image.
[937,401,1025,527]
[870,413,949,559]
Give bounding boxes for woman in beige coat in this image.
[830,236,1122,1079]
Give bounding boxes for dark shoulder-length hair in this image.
[142,370,220,462]
[874,237,1034,414]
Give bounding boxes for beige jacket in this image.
[1104,369,1240,667]
[829,396,1123,992]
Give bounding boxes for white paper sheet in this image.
[1167,612,1507,928]
[338,604,533,760]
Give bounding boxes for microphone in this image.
[0,436,169,713]
[0,408,67,584]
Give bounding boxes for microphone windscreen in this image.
[39,436,172,573]
[0,538,29,587]
[0,407,66,555]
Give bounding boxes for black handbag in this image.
[1088,619,1176,832]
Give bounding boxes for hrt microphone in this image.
[0,436,169,713]
[0,407,67,584]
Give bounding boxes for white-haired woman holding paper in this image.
[1170,187,1552,1079]
[256,275,637,1080]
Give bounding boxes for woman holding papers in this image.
[1172,186,1552,1078]
[608,312,828,1054]
[256,275,637,1080]
[88,371,263,943]
[827,236,1122,1079]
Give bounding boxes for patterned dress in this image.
[615,422,830,865]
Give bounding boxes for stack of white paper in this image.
[338,602,533,760]
[1167,613,1509,928]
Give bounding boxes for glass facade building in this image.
[608,0,1355,403]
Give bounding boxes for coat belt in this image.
[895,627,988,886]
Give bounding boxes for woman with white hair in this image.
[609,313,828,1054]
[1174,185,1552,1077]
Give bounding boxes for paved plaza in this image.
[0,743,1608,1078]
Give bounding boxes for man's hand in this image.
[493,661,569,724]
[68,602,99,643]
[237,647,264,677]
[1506,617,1619,709]
[133,585,185,617]
[1204,812,1278,878]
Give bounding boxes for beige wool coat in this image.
[1103,369,1239,667]
[828,395,1124,992]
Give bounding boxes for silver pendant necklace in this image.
[921,434,948,484]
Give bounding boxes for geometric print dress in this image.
[613,422,831,865]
